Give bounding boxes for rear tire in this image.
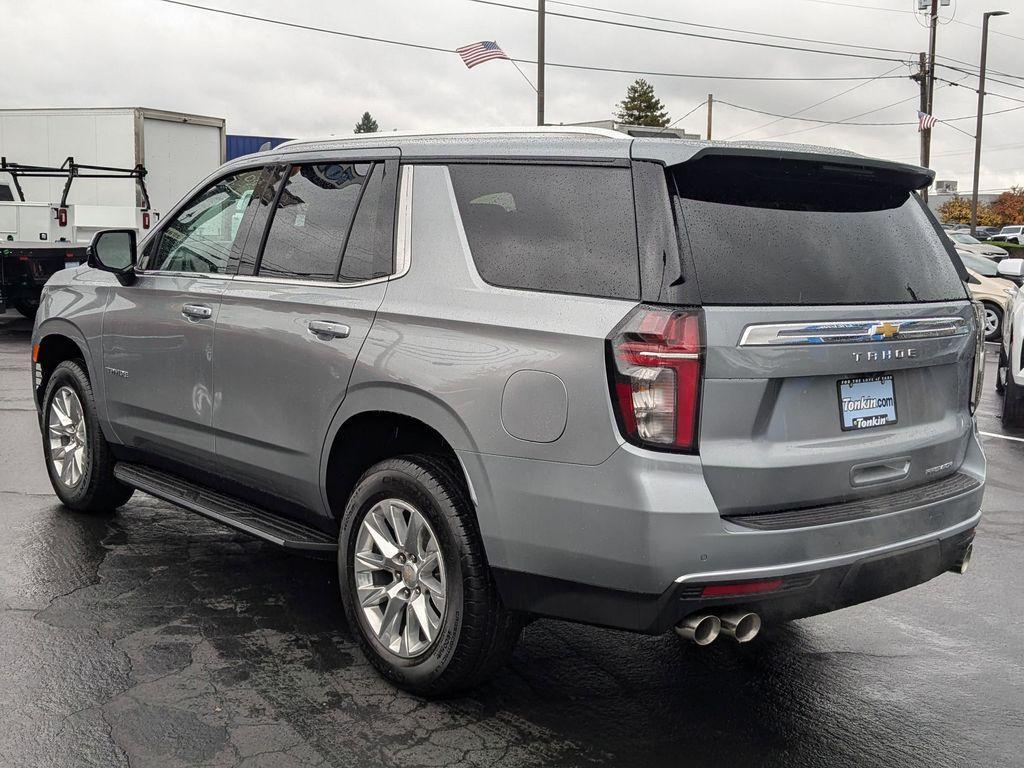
[338,454,521,697]
[1002,354,1024,427]
[41,360,134,512]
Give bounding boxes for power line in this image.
[658,100,708,133]
[717,98,1024,128]
[726,64,905,140]
[545,0,919,57]
[467,0,912,64]
[151,0,910,84]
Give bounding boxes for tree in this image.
[936,195,1002,228]
[993,186,1024,226]
[615,79,670,127]
[354,112,379,134]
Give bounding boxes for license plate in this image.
[837,374,897,431]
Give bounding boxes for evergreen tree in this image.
[354,112,380,134]
[615,79,670,127]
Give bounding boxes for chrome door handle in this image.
[181,304,213,320]
[308,320,351,339]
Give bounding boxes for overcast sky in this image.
[3,0,1023,192]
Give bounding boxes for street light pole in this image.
[537,0,545,126]
[971,10,1009,237]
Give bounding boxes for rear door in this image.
[665,154,975,515]
[212,151,399,513]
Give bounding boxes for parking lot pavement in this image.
[0,310,1021,768]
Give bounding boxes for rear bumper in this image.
[461,428,985,633]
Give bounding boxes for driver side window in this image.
[150,169,262,274]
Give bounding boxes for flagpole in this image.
[508,58,538,93]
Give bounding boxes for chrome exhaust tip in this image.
[949,542,973,575]
[718,611,761,643]
[674,614,721,646]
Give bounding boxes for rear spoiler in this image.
[631,141,935,192]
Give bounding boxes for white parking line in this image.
[980,431,1024,443]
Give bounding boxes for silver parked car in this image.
[31,129,985,695]
[948,232,1009,259]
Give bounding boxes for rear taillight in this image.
[970,300,986,414]
[607,305,704,452]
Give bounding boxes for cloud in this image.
[2,0,1022,191]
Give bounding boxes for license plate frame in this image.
[837,373,898,431]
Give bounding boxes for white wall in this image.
[142,117,223,215]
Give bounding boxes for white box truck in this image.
[0,107,225,317]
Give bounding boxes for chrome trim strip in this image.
[673,509,981,584]
[231,273,393,289]
[738,316,970,347]
[136,269,234,280]
[393,165,413,279]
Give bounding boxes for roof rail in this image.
[274,125,628,151]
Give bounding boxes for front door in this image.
[102,167,263,465]
[213,154,399,514]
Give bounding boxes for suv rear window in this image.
[448,164,639,299]
[670,156,967,305]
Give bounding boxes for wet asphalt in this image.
[0,309,1021,768]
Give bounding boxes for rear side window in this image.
[448,164,639,299]
[0,184,13,202]
[670,156,967,305]
[258,163,370,281]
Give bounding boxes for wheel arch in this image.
[34,323,93,410]
[320,384,482,525]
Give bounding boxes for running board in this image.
[113,462,337,553]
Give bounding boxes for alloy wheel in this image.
[984,307,999,337]
[48,386,87,487]
[353,498,447,658]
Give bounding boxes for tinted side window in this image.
[339,163,387,282]
[0,184,13,202]
[152,169,261,274]
[257,163,368,281]
[448,164,639,299]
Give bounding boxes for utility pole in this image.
[912,52,929,168]
[537,0,545,126]
[922,0,940,202]
[706,94,713,140]
[971,11,1010,236]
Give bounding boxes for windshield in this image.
[959,251,998,277]
[951,233,981,245]
[670,156,967,305]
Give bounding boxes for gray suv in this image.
[31,129,985,695]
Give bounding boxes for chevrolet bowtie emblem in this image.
[870,321,900,339]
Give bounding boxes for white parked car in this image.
[993,225,1024,245]
[996,258,1024,426]
[948,232,1009,259]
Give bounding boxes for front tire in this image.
[41,360,134,512]
[982,302,1003,342]
[338,455,520,696]
[14,298,39,320]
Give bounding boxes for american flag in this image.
[918,110,938,132]
[456,40,509,69]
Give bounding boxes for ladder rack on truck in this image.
[0,157,157,320]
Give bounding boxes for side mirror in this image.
[997,258,1024,279]
[87,229,137,285]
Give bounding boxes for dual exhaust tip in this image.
[674,611,761,646]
